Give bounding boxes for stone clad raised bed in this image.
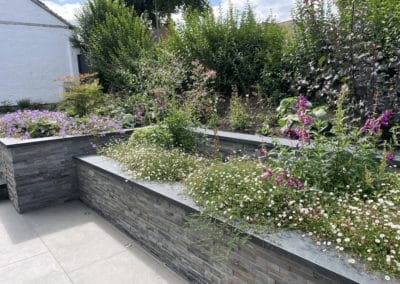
[195,128,400,168]
[0,130,133,213]
[76,155,384,284]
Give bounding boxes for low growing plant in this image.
[0,110,122,139]
[101,142,206,182]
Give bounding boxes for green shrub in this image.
[59,78,104,117]
[228,95,249,130]
[15,99,44,110]
[101,143,206,181]
[129,108,197,152]
[129,126,174,148]
[287,0,400,122]
[164,108,197,152]
[167,5,285,95]
[72,0,153,91]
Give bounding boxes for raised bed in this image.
[195,128,400,168]
[76,155,386,284]
[0,130,133,213]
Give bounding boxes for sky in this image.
[43,0,294,23]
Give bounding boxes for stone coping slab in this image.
[76,155,391,284]
[0,129,134,148]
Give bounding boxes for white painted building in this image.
[0,0,80,105]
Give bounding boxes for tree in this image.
[124,0,209,23]
[72,0,153,91]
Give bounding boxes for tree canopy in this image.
[124,0,209,19]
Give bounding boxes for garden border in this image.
[76,155,385,284]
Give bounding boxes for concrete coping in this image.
[76,155,390,284]
[0,129,134,148]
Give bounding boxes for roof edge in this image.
[30,0,74,29]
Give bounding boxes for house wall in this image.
[0,0,79,105]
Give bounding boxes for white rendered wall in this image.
[0,0,79,105]
[0,0,65,26]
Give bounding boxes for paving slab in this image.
[0,200,187,284]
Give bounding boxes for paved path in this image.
[0,200,187,284]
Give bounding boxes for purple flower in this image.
[262,168,273,181]
[258,147,267,158]
[298,114,313,126]
[276,176,284,186]
[294,129,311,145]
[360,119,373,133]
[379,110,393,126]
[0,110,122,139]
[360,110,393,136]
[386,152,395,161]
[295,96,309,112]
[135,110,144,121]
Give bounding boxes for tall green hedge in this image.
[166,6,286,95]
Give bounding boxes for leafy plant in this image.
[130,108,197,152]
[277,96,330,134]
[72,0,153,91]
[59,75,104,116]
[228,95,250,131]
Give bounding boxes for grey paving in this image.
[0,200,187,284]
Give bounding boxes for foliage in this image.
[130,108,197,152]
[183,60,218,125]
[276,96,330,135]
[228,95,250,131]
[124,0,209,25]
[101,142,206,181]
[129,126,174,149]
[272,94,396,194]
[167,5,286,95]
[110,50,187,124]
[0,110,122,139]
[72,0,153,91]
[288,0,400,122]
[59,75,104,116]
[16,99,43,110]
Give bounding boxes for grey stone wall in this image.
[0,130,132,213]
[195,128,400,168]
[77,156,381,284]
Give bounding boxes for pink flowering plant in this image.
[0,110,122,139]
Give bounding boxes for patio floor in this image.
[0,200,187,284]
